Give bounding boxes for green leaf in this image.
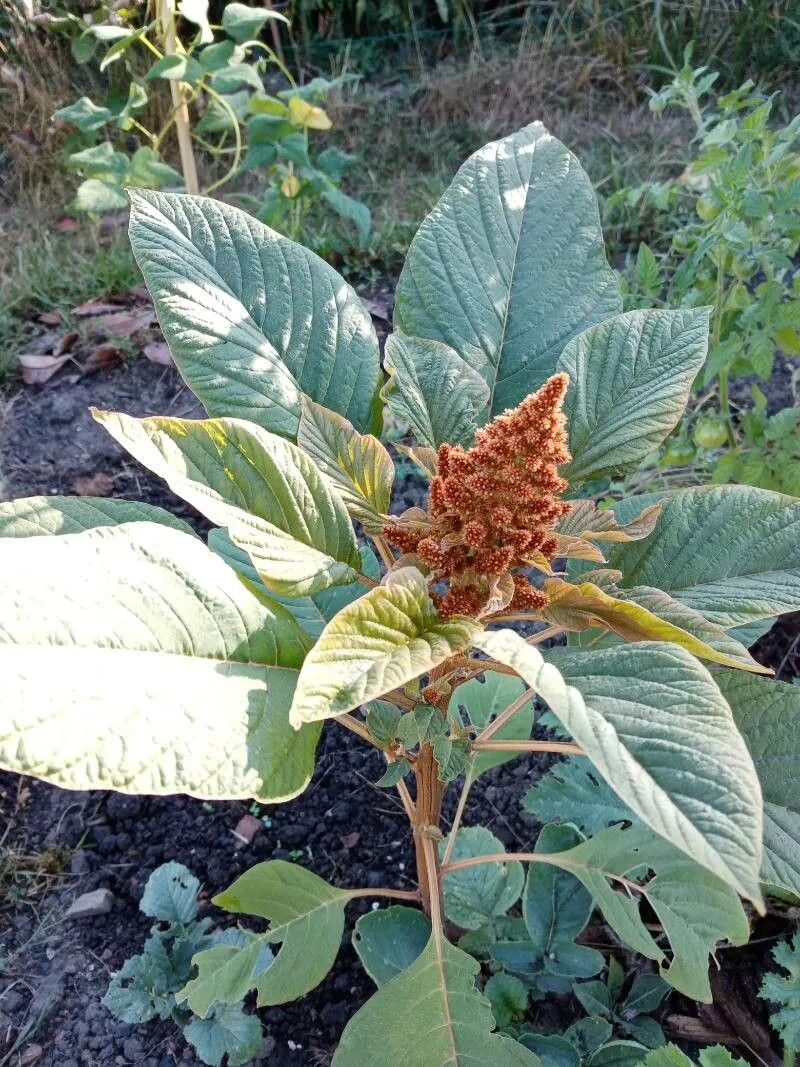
[290,568,481,726]
[606,486,800,627]
[68,141,129,180]
[365,700,403,746]
[127,146,184,189]
[184,1003,263,1067]
[297,395,393,531]
[72,178,128,214]
[222,2,289,42]
[759,935,800,1049]
[211,61,263,94]
[321,187,371,246]
[520,1032,581,1067]
[145,53,204,82]
[621,974,670,1017]
[477,630,763,904]
[198,39,240,71]
[140,862,199,924]
[374,759,411,787]
[0,495,193,537]
[589,1041,648,1067]
[94,411,362,597]
[559,309,710,483]
[352,906,431,987]
[644,1047,747,1067]
[382,333,490,449]
[449,673,534,778]
[563,1018,613,1057]
[208,528,377,639]
[523,758,637,837]
[0,522,319,803]
[573,980,613,1018]
[128,190,381,437]
[524,824,594,956]
[716,672,800,899]
[179,861,351,1012]
[394,122,621,419]
[440,826,524,929]
[333,930,541,1066]
[485,973,529,1028]
[538,825,749,1001]
[55,96,112,132]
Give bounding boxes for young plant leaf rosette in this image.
[2,122,800,1064]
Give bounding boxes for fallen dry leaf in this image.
[96,307,155,337]
[18,330,78,384]
[143,341,173,366]
[74,472,115,497]
[19,1045,43,1067]
[81,343,121,376]
[38,311,63,325]
[72,299,125,317]
[340,832,360,850]
[55,217,80,233]
[361,296,392,321]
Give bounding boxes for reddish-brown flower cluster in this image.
[384,372,573,618]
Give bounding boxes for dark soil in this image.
[1,353,798,1067]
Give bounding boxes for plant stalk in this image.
[472,740,584,755]
[158,0,199,194]
[413,742,444,918]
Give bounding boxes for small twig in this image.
[526,624,566,646]
[472,739,584,755]
[350,886,420,903]
[395,775,416,822]
[335,713,378,747]
[474,687,536,744]
[440,775,473,868]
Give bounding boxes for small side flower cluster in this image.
[384,372,573,618]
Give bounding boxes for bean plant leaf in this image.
[542,578,769,673]
[558,309,710,483]
[333,929,541,1066]
[440,827,524,929]
[353,906,432,987]
[394,122,621,418]
[222,2,288,42]
[297,395,394,530]
[209,528,378,639]
[94,411,362,597]
[606,486,800,627]
[716,672,800,899]
[140,862,199,924]
[523,759,636,837]
[382,333,490,448]
[523,824,594,956]
[180,861,352,1014]
[0,495,193,536]
[0,522,320,802]
[536,824,749,1001]
[290,568,481,726]
[183,1003,263,1067]
[476,630,763,904]
[128,190,381,437]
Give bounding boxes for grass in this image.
[0,220,140,379]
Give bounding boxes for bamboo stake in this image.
[158,0,199,194]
